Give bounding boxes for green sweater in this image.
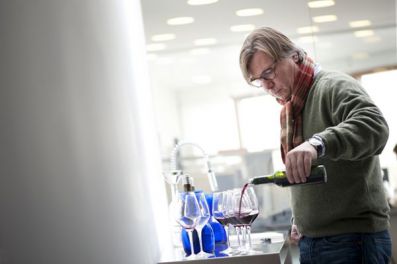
[291,70,390,237]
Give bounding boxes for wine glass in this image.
[234,186,259,252]
[224,190,243,255]
[194,191,212,258]
[174,191,201,259]
[212,191,230,252]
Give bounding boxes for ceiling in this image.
[140,0,397,92]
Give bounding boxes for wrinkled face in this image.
[248,51,298,102]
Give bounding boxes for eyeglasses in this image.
[249,61,278,88]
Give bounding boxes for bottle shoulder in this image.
[274,171,286,178]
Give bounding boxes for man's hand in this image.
[285,141,317,184]
[289,224,302,245]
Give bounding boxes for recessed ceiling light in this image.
[354,30,374,38]
[230,24,256,32]
[349,20,372,28]
[236,8,264,17]
[192,75,212,84]
[151,33,176,42]
[194,38,217,46]
[352,52,369,60]
[312,15,337,23]
[146,43,166,51]
[364,36,381,43]
[190,48,211,55]
[308,0,335,8]
[297,26,319,34]
[167,17,194,25]
[298,36,318,43]
[187,0,218,6]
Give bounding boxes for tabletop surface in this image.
[158,232,292,264]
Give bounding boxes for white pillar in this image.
[0,1,169,263]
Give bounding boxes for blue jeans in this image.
[299,230,392,264]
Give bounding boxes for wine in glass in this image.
[212,191,231,253]
[236,185,259,252]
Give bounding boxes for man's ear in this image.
[292,53,300,63]
[293,51,304,64]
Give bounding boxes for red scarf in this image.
[279,54,315,163]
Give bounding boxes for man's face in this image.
[248,51,298,102]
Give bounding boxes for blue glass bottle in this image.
[181,224,214,255]
[181,228,200,255]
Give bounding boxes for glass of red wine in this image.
[174,191,201,259]
[212,191,233,253]
[235,185,259,252]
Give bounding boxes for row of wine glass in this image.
[173,185,259,259]
[213,187,259,255]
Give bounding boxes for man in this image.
[239,27,391,263]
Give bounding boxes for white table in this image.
[158,233,292,264]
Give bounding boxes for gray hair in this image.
[239,27,304,83]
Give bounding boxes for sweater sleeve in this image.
[315,75,389,161]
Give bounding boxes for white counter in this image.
[158,233,292,264]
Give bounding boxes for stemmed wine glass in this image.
[234,186,259,252]
[174,191,201,259]
[212,192,231,252]
[194,191,212,258]
[229,189,245,251]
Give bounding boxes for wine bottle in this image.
[248,165,327,187]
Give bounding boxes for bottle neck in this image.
[273,170,286,179]
[249,175,274,185]
[182,174,195,192]
[183,183,194,192]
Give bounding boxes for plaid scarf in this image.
[279,54,315,163]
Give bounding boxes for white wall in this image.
[362,70,397,189]
[150,77,182,158]
[177,86,240,154]
[0,1,169,263]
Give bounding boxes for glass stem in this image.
[225,225,230,248]
[247,226,252,250]
[236,226,241,247]
[188,230,195,256]
[196,227,204,253]
[242,226,246,248]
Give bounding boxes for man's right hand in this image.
[285,141,317,184]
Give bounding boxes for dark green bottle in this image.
[248,165,327,187]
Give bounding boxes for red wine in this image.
[239,183,249,217]
[226,216,241,226]
[178,217,197,231]
[237,211,259,225]
[214,217,228,226]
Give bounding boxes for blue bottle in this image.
[181,229,200,255]
[181,223,214,255]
